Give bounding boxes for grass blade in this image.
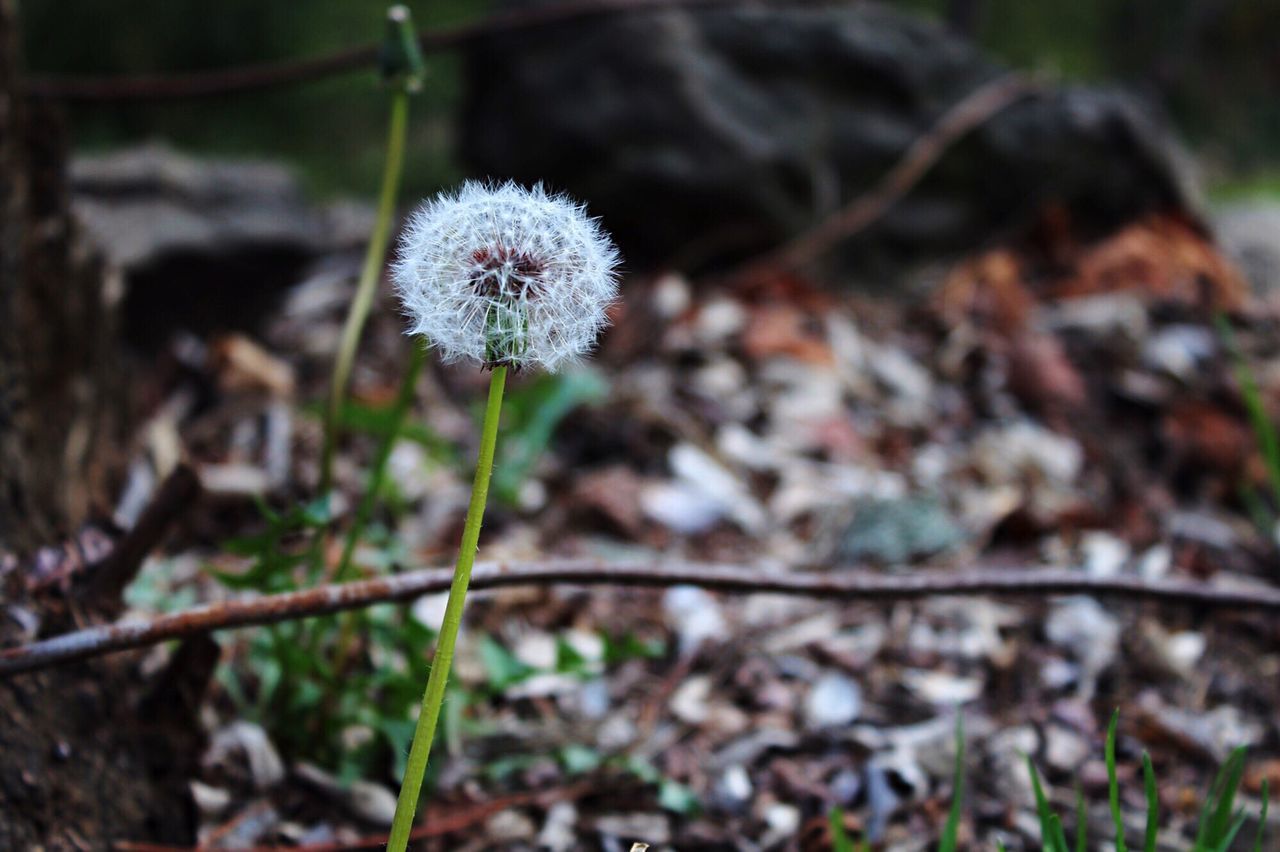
[1142,751,1159,852]
[1214,809,1247,852]
[939,716,965,852]
[1075,785,1088,852]
[1027,755,1069,852]
[1047,813,1070,852]
[1251,779,1269,852]
[1196,747,1249,849]
[1106,710,1128,852]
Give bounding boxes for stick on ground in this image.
[3,560,1277,677]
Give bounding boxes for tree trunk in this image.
[0,0,118,557]
[1,4,199,846]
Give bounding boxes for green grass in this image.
[1024,710,1269,852]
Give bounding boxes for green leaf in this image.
[1142,751,1160,852]
[478,634,537,691]
[1106,710,1128,852]
[830,807,857,852]
[657,778,700,815]
[558,744,603,775]
[555,636,589,675]
[602,631,666,665]
[490,370,608,505]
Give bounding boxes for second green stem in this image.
[320,90,410,499]
[386,365,508,852]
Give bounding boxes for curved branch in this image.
[2,560,1276,677]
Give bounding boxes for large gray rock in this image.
[69,144,372,346]
[462,1,1196,275]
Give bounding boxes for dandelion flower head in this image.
[393,181,620,371]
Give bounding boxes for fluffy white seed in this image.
[392,181,621,372]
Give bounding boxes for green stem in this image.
[387,365,508,852]
[326,337,429,680]
[319,89,410,498]
[335,338,428,584]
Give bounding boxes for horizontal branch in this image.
[3,560,1277,677]
[25,0,758,102]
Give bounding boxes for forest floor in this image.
[12,205,1280,850]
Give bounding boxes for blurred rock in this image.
[71,144,336,269]
[538,802,579,852]
[294,762,398,826]
[713,765,754,812]
[834,495,965,564]
[804,671,863,730]
[1137,693,1264,763]
[595,813,670,845]
[486,809,538,843]
[1213,201,1280,294]
[204,721,285,790]
[663,585,729,654]
[464,1,1195,275]
[1044,597,1119,699]
[70,144,369,347]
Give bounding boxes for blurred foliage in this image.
[21,0,1280,199]
[489,370,609,506]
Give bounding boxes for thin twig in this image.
[83,464,202,604]
[113,780,605,851]
[727,73,1037,281]
[25,0,768,102]
[3,560,1277,677]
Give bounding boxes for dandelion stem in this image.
[387,365,507,851]
[319,88,410,498]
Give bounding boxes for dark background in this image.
[21,0,1280,200]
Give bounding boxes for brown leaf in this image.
[1007,333,1087,413]
[1051,213,1247,311]
[935,248,1035,334]
[741,302,835,365]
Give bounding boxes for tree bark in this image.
[0,4,196,847]
[0,0,118,558]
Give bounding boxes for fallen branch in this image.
[84,464,202,604]
[728,72,1037,281]
[26,0,763,102]
[3,560,1277,677]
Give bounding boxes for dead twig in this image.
[113,780,604,851]
[26,0,765,102]
[83,464,202,605]
[727,73,1037,281]
[4,560,1278,677]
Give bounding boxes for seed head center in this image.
[471,245,546,301]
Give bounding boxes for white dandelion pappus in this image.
[392,181,621,372]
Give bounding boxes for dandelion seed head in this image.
[393,181,620,371]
